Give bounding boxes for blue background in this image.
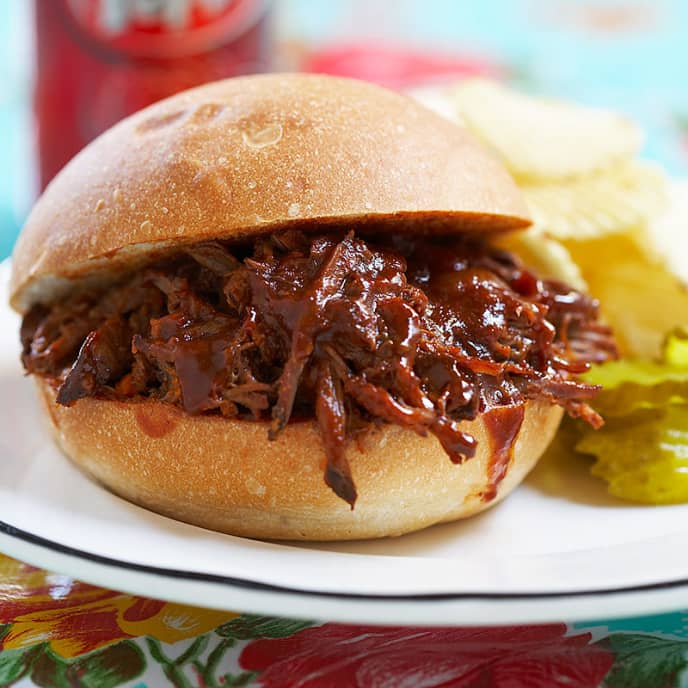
[1,0,687,260]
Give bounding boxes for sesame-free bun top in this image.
[10,73,530,312]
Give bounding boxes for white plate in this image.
[2,189,688,626]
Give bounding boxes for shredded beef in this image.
[21,231,617,505]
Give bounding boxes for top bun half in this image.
[10,74,530,312]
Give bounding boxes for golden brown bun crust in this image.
[36,379,562,541]
[10,74,530,312]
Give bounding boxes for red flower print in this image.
[240,623,614,688]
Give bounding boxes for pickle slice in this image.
[576,331,688,502]
[577,406,688,504]
[584,331,688,416]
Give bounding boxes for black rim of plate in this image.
[1,520,686,602]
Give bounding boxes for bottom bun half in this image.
[36,379,563,541]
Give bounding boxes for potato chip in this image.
[450,79,643,182]
[563,229,688,359]
[495,227,587,290]
[407,85,466,126]
[647,180,688,283]
[409,81,685,359]
[522,160,668,240]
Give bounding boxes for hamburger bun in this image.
[10,73,529,313]
[13,74,566,541]
[36,379,562,540]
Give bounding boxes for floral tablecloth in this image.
[3,2,688,686]
[1,553,688,687]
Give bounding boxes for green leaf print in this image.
[215,614,312,640]
[0,645,42,687]
[30,641,145,688]
[601,634,688,688]
[145,634,260,688]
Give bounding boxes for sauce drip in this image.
[481,404,526,502]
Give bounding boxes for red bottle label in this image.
[35,0,272,188]
[64,0,269,58]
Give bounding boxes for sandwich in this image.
[10,74,617,540]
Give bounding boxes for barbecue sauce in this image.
[21,231,617,505]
